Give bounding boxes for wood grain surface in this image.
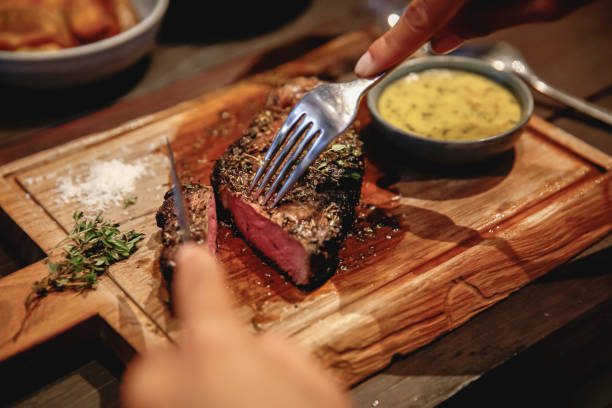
[0,26,611,392]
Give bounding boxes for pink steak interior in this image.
[220,188,310,284]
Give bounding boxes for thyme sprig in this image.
[26,212,144,308]
[124,196,138,208]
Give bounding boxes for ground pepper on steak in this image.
[211,77,364,286]
[156,183,217,284]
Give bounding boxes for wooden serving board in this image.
[1,29,611,387]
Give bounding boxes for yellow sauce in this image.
[378,69,521,141]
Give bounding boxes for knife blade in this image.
[101,139,189,346]
[105,139,190,346]
[98,138,187,346]
[165,137,191,243]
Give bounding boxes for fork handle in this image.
[337,71,389,107]
[354,71,388,94]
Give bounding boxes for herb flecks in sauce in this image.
[378,69,521,141]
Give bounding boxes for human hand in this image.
[355,0,593,77]
[121,244,351,408]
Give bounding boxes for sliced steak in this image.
[156,183,217,282]
[212,77,364,286]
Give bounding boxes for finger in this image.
[257,333,323,379]
[429,31,464,55]
[257,333,351,408]
[121,351,179,408]
[355,0,468,77]
[174,243,234,328]
[434,0,593,42]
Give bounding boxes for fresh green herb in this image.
[349,171,361,180]
[26,212,144,308]
[331,144,347,152]
[123,196,137,208]
[183,183,194,189]
[317,161,327,170]
[337,159,345,166]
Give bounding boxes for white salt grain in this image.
[56,158,147,211]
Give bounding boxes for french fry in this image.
[65,0,118,41]
[0,3,75,50]
[0,0,139,51]
[106,0,138,31]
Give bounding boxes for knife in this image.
[104,138,190,346]
[165,137,191,243]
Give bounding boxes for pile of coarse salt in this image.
[56,158,147,212]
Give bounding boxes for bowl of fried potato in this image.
[0,0,168,87]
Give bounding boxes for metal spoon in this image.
[447,41,612,126]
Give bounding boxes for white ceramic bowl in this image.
[0,0,168,88]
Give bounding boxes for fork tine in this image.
[270,130,328,207]
[253,119,313,199]
[262,127,320,204]
[248,110,304,193]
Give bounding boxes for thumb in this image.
[355,0,467,77]
[174,243,234,328]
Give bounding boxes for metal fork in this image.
[249,72,386,207]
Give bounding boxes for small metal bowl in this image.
[367,56,534,164]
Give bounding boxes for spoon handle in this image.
[527,77,612,127]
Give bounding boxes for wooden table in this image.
[1,1,611,407]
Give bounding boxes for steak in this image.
[211,77,364,286]
[156,183,217,282]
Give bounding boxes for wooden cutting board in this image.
[1,29,611,387]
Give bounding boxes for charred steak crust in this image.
[156,183,217,283]
[211,77,364,286]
